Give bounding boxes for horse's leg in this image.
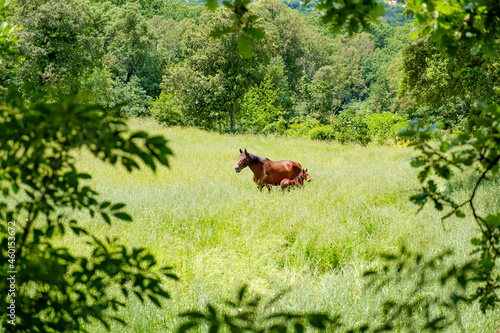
[253,176,262,190]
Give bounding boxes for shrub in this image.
[331,113,371,145]
[263,116,288,135]
[285,116,322,138]
[309,125,335,141]
[114,76,153,118]
[150,92,184,126]
[365,112,409,145]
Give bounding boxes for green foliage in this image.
[360,246,475,332]
[285,116,322,137]
[0,0,22,63]
[206,0,265,59]
[80,67,118,108]
[406,0,500,56]
[400,102,500,313]
[363,24,410,110]
[114,76,153,117]
[256,1,335,92]
[241,76,287,134]
[300,65,352,122]
[308,125,335,141]
[147,16,198,66]
[161,66,230,130]
[150,91,184,126]
[0,89,175,331]
[13,0,103,98]
[365,112,409,145]
[331,113,371,145]
[381,3,413,27]
[102,2,164,97]
[158,0,204,22]
[398,40,500,129]
[81,68,152,118]
[311,0,385,35]
[89,0,181,19]
[149,1,407,132]
[160,5,275,131]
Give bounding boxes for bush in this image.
[114,76,153,118]
[331,113,371,145]
[150,92,184,126]
[365,112,409,145]
[309,125,335,140]
[285,116,322,138]
[263,116,288,135]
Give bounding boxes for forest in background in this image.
[3,0,498,144]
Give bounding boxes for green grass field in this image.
[69,118,499,332]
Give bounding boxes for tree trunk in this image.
[230,111,235,132]
[124,71,132,84]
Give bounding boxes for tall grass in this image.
[65,118,499,332]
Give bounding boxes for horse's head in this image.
[235,149,249,173]
[302,169,311,182]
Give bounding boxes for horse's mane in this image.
[248,153,269,164]
[248,153,260,164]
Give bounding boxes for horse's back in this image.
[264,160,302,185]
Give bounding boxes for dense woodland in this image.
[4,0,498,143]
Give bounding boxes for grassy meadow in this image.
[66,118,499,332]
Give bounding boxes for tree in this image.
[0,0,22,98]
[300,64,353,121]
[256,0,334,91]
[102,2,164,97]
[11,0,103,99]
[397,40,500,128]
[241,75,287,133]
[161,5,275,131]
[89,0,169,18]
[161,65,228,130]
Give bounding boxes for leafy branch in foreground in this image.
[358,246,475,332]
[0,89,176,332]
[177,285,338,332]
[309,0,385,35]
[400,102,500,313]
[205,0,265,58]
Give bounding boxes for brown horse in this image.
[280,169,310,191]
[235,149,302,191]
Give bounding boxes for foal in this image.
[280,169,310,191]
